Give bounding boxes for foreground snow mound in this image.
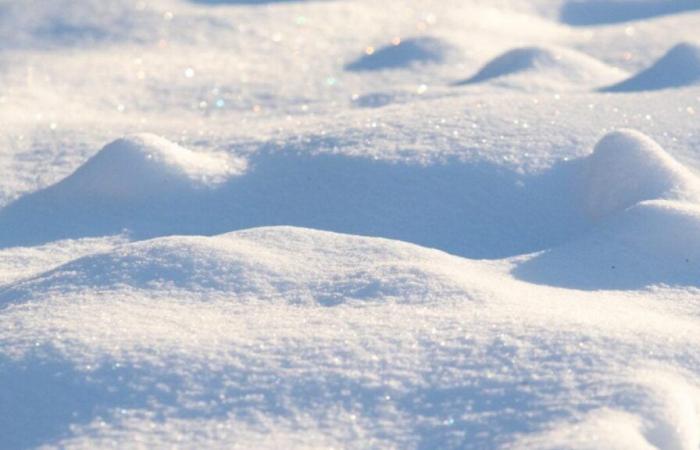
[2,227,482,306]
[584,129,700,219]
[345,37,449,71]
[602,43,700,92]
[515,200,700,289]
[456,46,625,89]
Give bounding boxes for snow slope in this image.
[2,0,700,449]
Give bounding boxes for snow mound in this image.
[61,133,236,198]
[3,227,483,306]
[345,37,449,71]
[561,0,700,26]
[514,200,700,289]
[456,46,625,88]
[602,43,700,92]
[191,0,300,4]
[0,141,589,257]
[584,129,700,219]
[352,92,397,108]
[0,134,242,246]
[514,369,700,449]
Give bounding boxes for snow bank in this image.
[602,43,700,92]
[456,46,625,89]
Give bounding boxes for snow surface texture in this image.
[2,1,700,449]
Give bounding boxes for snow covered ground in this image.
[1,0,700,448]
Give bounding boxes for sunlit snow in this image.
[1,1,700,449]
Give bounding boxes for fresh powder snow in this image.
[1,1,700,449]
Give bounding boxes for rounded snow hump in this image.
[584,129,700,219]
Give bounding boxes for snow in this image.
[456,45,626,89]
[603,42,700,92]
[2,0,700,449]
[560,0,700,26]
[55,133,239,200]
[583,129,700,219]
[345,37,450,72]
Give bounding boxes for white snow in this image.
[345,36,451,72]
[583,129,700,219]
[2,1,700,449]
[603,42,700,92]
[54,133,240,201]
[457,45,627,90]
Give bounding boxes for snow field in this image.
[1,0,700,448]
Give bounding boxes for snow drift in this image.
[583,129,700,219]
[602,42,700,92]
[345,37,449,71]
[0,135,590,257]
[456,46,626,89]
[560,0,700,26]
[3,225,700,449]
[514,200,700,289]
[3,129,696,262]
[3,0,700,446]
[0,134,241,247]
[60,133,236,197]
[515,129,700,290]
[2,227,483,306]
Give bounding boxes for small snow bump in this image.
[584,129,700,219]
